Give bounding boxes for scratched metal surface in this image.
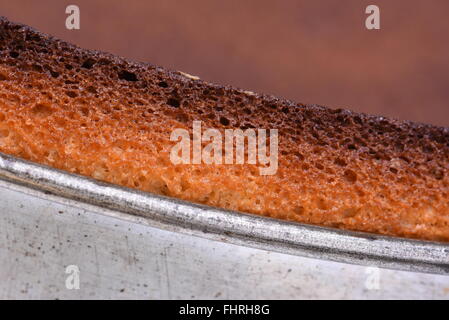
[0,152,449,299]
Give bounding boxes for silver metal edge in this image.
[0,151,448,275]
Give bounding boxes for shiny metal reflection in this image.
[0,151,448,274]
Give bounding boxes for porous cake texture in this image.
[0,17,448,241]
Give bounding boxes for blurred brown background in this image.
[1,0,449,126]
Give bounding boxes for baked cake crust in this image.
[0,17,448,241]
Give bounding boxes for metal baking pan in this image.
[0,151,448,299]
[1,150,448,273]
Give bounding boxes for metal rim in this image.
[0,151,448,275]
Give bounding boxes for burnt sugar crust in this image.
[0,17,448,241]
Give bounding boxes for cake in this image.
[0,17,448,241]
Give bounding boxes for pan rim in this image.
[0,151,448,275]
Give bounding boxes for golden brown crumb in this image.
[0,17,448,241]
